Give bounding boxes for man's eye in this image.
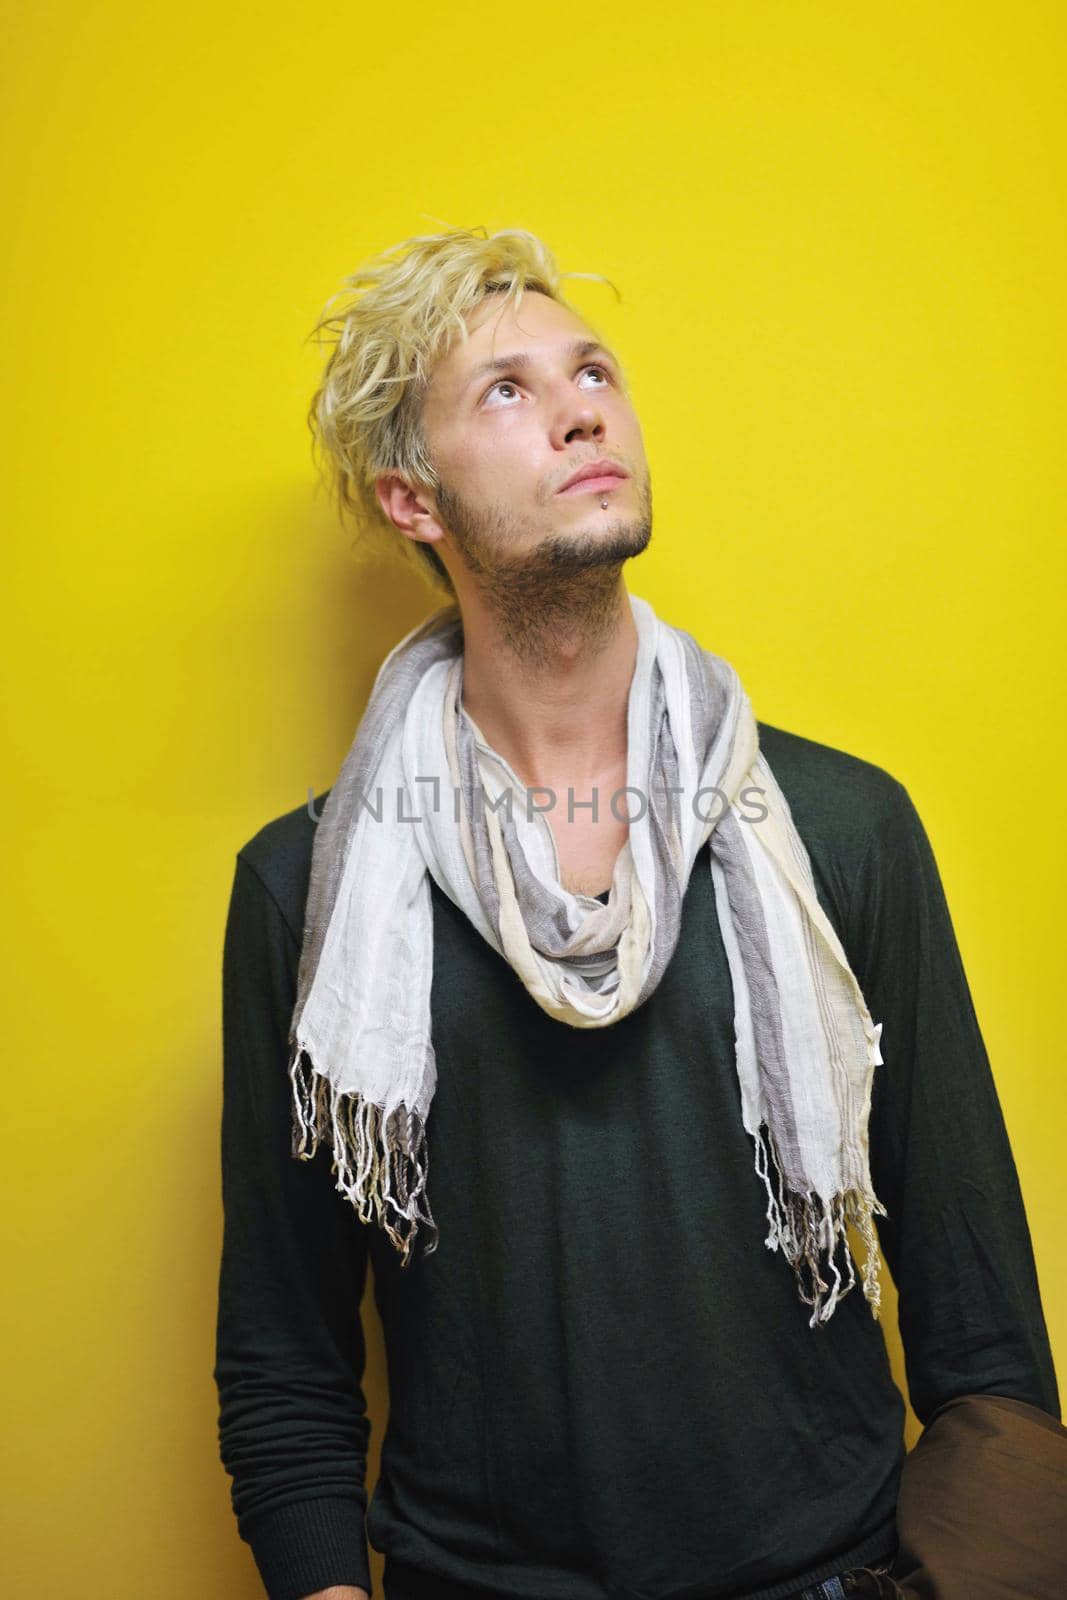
[486,380,521,403]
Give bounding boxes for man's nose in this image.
[552,394,606,449]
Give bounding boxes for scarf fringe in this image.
[754,1120,888,1328]
[288,1045,439,1265]
[287,1045,884,1315]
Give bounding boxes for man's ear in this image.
[375,471,447,552]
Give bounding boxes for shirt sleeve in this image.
[845,777,1060,1429]
[214,850,374,1600]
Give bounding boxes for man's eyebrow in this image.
[461,338,621,395]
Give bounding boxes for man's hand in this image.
[300,1588,370,1599]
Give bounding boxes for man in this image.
[214,227,1060,1600]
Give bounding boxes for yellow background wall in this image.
[3,3,1063,1595]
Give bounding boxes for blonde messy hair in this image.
[304,224,618,594]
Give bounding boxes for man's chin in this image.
[538,519,652,571]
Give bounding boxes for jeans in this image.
[793,1578,852,1599]
[787,1552,900,1600]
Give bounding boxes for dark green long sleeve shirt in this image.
[214,720,1059,1600]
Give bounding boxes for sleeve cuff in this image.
[242,1493,372,1600]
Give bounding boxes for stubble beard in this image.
[434,473,654,668]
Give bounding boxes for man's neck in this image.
[457,575,637,792]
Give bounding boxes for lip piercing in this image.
[600,497,609,509]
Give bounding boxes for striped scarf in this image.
[288,591,888,1327]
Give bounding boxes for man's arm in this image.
[214,851,375,1599]
[845,777,1060,1427]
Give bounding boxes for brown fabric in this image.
[841,1392,1067,1598]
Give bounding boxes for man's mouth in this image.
[557,460,630,494]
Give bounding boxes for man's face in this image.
[416,289,652,584]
